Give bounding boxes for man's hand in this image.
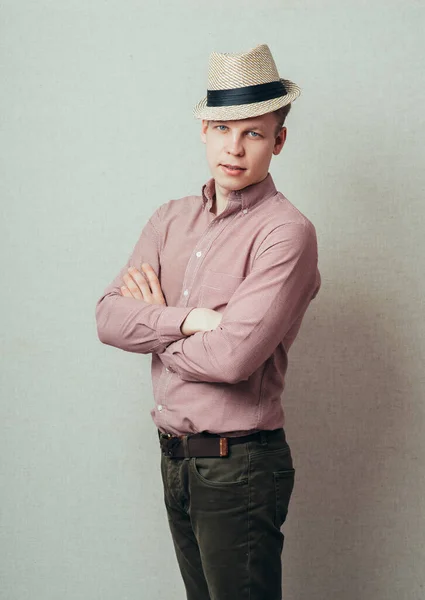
[121,264,166,305]
[121,263,223,335]
[181,308,223,336]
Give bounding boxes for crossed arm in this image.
[118,223,320,385]
[120,263,222,336]
[95,210,224,355]
[96,215,320,383]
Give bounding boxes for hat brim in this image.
[193,78,301,121]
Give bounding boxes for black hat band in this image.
[206,80,287,107]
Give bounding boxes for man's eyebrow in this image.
[211,120,264,130]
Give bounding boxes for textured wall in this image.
[1,1,424,599]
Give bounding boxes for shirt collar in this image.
[201,172,277,215]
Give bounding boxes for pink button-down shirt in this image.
[95,172,321,437]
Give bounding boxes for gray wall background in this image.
[1,1,424,599]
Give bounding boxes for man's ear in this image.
[273,126,287,155]
[201,119,208,144]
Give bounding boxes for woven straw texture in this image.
[193,44,301,120]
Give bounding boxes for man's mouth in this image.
[221,164,246,171]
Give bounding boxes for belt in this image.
[158,429,283,458]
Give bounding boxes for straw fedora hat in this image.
[193,43,301,121]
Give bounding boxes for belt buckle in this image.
[160,433,180,457]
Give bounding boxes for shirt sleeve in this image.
[156,222,321,383]
[95,207,195,354]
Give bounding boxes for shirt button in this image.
[183,289,189,296]
[196,251,202,257]
[157,404,163,411]
[242,208,248,214]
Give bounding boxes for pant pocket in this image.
[273,468,295,528]
[192,452,249,486]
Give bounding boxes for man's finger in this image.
[123,271,145,299]
[120,285,133,297]
[141,263,166,305]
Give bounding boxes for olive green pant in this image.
[160,428,295,600]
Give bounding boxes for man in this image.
[96,43,321,600]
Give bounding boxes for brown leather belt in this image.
[158,429,283,458]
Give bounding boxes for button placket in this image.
[157,208,241,425]
[180,236,210,304]
[179,209,237,306]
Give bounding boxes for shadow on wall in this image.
[278,193,423,598]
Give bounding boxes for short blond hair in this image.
[272,103,291,136]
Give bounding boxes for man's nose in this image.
[226,135,244,155]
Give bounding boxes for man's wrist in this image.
[180,308,204,336]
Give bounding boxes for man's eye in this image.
[215,126,260,137]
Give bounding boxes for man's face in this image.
[200,112,287,193]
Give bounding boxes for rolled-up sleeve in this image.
[157,222,321,383]
[95,209,194,354]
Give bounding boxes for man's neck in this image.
[211,189,230,217]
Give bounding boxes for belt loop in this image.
[260,431,268,446]
[182,435,190,458]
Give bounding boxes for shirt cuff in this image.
[156,306,195,345]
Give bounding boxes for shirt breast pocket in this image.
[198,269,246,311]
